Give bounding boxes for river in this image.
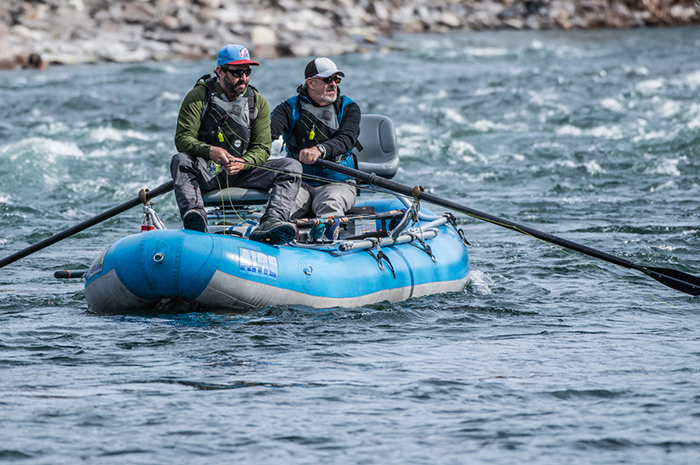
[1,27,699,464]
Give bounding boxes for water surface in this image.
[1,27,699,464]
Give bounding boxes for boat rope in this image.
[392,194,436,262]
[365,239,396,278]
[408,231,436,263]
[445,213,470,246]
[407,217,436,262]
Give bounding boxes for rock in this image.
[0,0,699,69]
[670,4,697,21]
[10,25,44,42]
[440,11,463,28]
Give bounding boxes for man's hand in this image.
[210,146,245,175]
[298,146,323,165]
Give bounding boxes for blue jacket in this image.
[270,85,361,185]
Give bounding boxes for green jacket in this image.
[174,80,271,169]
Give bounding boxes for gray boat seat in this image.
[203,114,399,207]
[202,186,269,207]
[353,114,399,180]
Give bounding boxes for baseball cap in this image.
[304,57,345,79]
[217,44,259,67]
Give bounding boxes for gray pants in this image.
[170,153,302,222]
[291,182,356,219]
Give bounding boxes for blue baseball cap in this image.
[216,44,259,67]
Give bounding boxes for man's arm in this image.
[174,85,212,159]
[270,100,293,141]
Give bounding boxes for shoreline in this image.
[2,0,699,70]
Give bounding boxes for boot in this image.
[183,209,208,233]
[249,217,296,245]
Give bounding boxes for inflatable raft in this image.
[83,115,471,312]
[83,199,469,312]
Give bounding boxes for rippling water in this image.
[1,27,700,464]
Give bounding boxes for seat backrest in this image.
[353,114,399,179]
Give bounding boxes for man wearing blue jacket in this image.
[270,57,361,237]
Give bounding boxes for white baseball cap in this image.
[304,57,345,79]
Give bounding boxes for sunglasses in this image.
[315,75,342,85]
[224,67,252,78]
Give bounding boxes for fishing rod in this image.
[294,209,405,228]
[314,158,700,297]
[0,181,174,270]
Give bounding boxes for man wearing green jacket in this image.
[170,44,301,244]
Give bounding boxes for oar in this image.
[315,158,700,296]
[0,180,174,270]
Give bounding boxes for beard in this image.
[223,78,247,99]
[319,89,337,104]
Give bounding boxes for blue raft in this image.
[84,198,469,312]
[83,115,470,312]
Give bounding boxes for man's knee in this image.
[170,152,194,174]
[171,152,190,165]
[276,158,302,174]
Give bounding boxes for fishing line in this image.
[239,160,408,197]
[213,168,247,224]
[247,159,685,305]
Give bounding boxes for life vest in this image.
[282,94,356,185]
[197,75,258,158]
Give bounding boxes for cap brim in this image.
[314,69,345,78]
[224,59,260,66]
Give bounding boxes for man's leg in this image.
[170,152,220,220]
[290,184,314,220]
[231,158,302,244]
[230,158,302,221]
[311,182,356,218]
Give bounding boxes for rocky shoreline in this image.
[2,0,699,70]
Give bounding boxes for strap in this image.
[198,74,216,121]
[247,86,258,121]
[283,95,301,151]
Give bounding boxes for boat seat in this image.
[202,187,269,207]
[203,114,399,207]
[353,114,399,180]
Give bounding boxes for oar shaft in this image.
[422,191,640,271]
[314,159,640,273]
[0,181,173,270]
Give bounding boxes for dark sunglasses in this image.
[224,67,252,78]
[316,75,341,85]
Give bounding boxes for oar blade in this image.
[642,266,700,296]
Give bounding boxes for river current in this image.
[1,27,699,464]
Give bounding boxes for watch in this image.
[317,144,326,158]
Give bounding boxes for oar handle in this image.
[0,180,174,270]
[54,270,87,279]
